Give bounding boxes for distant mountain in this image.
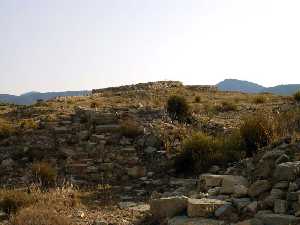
[0,91,90,105]
[217,79,300,95]
[217,79,265,93]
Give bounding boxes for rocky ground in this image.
[0,81,299,225]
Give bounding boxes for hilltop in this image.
[217,79,300,95]
[0,81,300,225]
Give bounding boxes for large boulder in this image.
[150,196,188,219]
[187,198,227,218]
[168,216,225,225]
[248,180,271,197]
[273,161,300,182]
[255,213,300,225]
[199,174,248,194]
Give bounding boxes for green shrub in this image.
[215,101,237,112]
[90,101,99,108]
[253,95,266,104]
[0,190,36,215]
[19,119,38,130]
[119,120,143,138]
[166,95,190,122]
[240,113,274,156]
[32,162,57,189]
[294,91,300,102]
[174,131,244,173]
[194,96,201,103]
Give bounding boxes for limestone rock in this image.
[274,199,287,214]
[255,213,300,225]
[187,198,227,218]
[168,216,225,225]
[150,196,188,219]
[273,161,300,182]
[248,180,271,197]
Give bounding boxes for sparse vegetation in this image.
[32,162,57,189]
[10,207,71,225]
[166,95,190,122]
[215,101,237,112]
[240,112,274,156]
[294,91,300,102]
[174,131,244,173]
[0,118,15,139]
[194,96,201,103]
[0,190,36,215]
[252,95,266,104]
[119,119,143,138]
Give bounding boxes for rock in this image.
[248,180,271,197]
[274,199,287,214]
[255,213,300,225]
[168,216,225,225]
[1,158,14,167]
[270,188,285,199]
[144,146,157,154]
[0,210,7,220]
[273,161,300,182]
[187,198,226,218]
[93,220,108,225]
[233,184,249,198]
[95,124,120,133]
[275,154,290,164]
[208,187,221,196]
[127,166,146,178]
[273,181,289,189]
[215,204,238,222]
[232,198,251,211]
[150,196,188,219]
[235,218,263,225]
[245,201,258,215]
[287,192,299,201]
[220,176,249,194]
[289,182,298,192]
[198,174,223,190]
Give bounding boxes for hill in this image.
[0,90,90,105]
[217,79,300,95]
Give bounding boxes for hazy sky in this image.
[1,0,300,95]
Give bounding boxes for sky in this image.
[1,0,300,95]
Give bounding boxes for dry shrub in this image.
[215,101,237,112]
[90,101,99,108]
[166,95,190,122]
[294,91,300,102]
[252,95,266,104]
[10,207,71,225]
[174,131,244,173]
[194,96,201,103]
[240,112,274,156]
[0,118,15,139]
[119,119,143,138]
[0,190,36,215]
[19,119,38,130]
[32,162,57,189]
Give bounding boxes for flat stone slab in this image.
[187,198,227,218]
[150,196,188,219]
[168,216,225,225]
[255,213,300,225]
[273,161,300,181]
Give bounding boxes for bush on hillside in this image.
[0,190,36,215]
[32,162,57,189]
[240,112,274,156]
[0,118,15,139]
[119,119,143,138]
[252,95,266,104]
[194,96,201,103]
[166,95,190,122]
[174,131,244,173]
[294,91,300,102]
[215,101,237,112]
